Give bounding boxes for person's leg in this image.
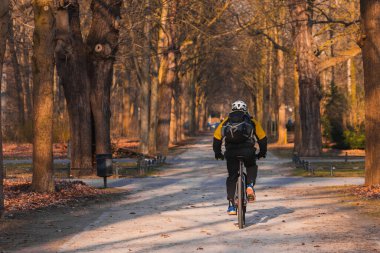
[243,148,257,202]
[243,148,258,186]
[225,150,239,201]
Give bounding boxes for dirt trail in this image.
[2,136,380,253]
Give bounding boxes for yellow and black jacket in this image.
[213,111,267,155]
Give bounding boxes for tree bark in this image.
[139,0,151,154]
[55,2,93,170]
[289,0,322,156]
[122,68,135,137]
[8,20,25,128]
[156,0,177,155]
[293,62,302,153]
[360,0,380,185]
[347,58,358,127]
[20,26,32,122]
[31,1,55,193]
[169,95,177,145]
[276,48,287,145]
[87,0,121,155]
[188,70,196,135]
[149,58,159,154]
[0,0,9,216]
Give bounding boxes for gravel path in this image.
[14,136,380,253]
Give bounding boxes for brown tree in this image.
[55,0,121,171]
[87,0,122,155]
[360,0,380,185]
[156,0,178,155]
[0,0,9,216]
[289,0,322,156]
[31,0,55,192]
[55,1,93,171]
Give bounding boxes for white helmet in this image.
[232,100,247,112]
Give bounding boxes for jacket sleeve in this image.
[252,119,267,155]
[213,118,228,154]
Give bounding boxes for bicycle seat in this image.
[236,156,245,160]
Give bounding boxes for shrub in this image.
[343,128,365,149]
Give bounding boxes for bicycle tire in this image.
[238,164,244,229]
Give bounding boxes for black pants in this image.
[224,147,257,201]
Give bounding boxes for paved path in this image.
[19,137,379,253]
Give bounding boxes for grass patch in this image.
[5,163,70,178]
[292,161,365,177]
[270,148,293,159]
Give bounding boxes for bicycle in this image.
[235,156,247,229]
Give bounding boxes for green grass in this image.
[292,161,365,177]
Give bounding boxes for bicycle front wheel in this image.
[238,174,244,229]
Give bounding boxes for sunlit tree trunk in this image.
[149,59,159,154]
[347,58,358,127]
[360,0,380,185]
[157,0,177,155]
[139,0,151,154]
[198,93,206,131]
[169,96,178,145]
[276,48,287,145]
[0,0,9,216]
[289,0,322,156]
[188,69,196,135]
[294,62,302,153]
[31,0,55,193]
[122,69,134,137]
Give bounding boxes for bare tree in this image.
[55,1,93,171]
[360,0,380,185]
[289,0,322,156]
[88,0,122,155]
[0,0,9,216]
[31,0,55,192]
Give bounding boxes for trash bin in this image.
[96,154,113,177]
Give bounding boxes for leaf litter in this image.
[4,179,106,212]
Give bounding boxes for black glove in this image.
[215,152,225,160]
[256,152,266,160]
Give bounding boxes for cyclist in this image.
[213,100,267,215]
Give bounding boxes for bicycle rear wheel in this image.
[237,167,245,229]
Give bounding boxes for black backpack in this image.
[222,111,254,144]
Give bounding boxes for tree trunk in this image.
[31,1,55,193]
[179,79,187,140]
[0,0,9,217]
[188,70,196,135]
[139,0,152,154]
[156,0,177,155]
[122,68,134,137]
[276,48,287,145]
[360,0,380,185]
[8,20,25,128]
[87,0,121,155]
[55,2,93,170]
[169,95,177,145]
[347,58,358,127]
[289,0,322,156]
[198,93,206,131]
[149,59,159,154]
[294,62,302,153]
[20,26,32,122]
